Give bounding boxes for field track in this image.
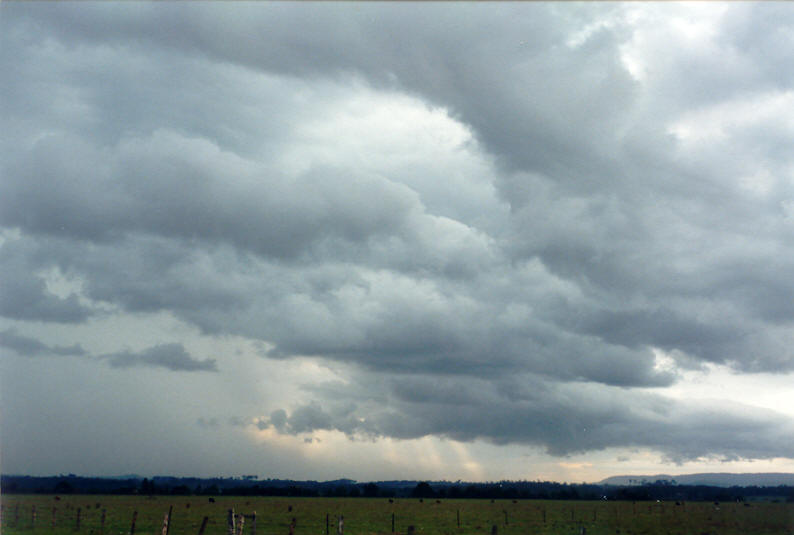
[1,495,792,535]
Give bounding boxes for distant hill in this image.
[600,472,794,487]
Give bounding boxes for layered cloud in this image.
[0,329,216,372]
[3,2,794,474]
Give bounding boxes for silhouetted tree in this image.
[411,482,435,498]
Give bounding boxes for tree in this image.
[363,483,380,497]
[411,482,435,498]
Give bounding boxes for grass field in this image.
[1,495,792,535]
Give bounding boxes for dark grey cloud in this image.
[0,328,86,357]
[3,1,794,469]
[264,372,794,462]
[0,242,94,323]
[0,133,418,260]
[101,343,218,372]
[0,328,216,373]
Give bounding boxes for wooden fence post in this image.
[166,505,173,535]
[100,509,106,535]
[129,511,138,535]
[197,516,209,535]
[337,515,344,535]
[31,505,36,528]
[77,507,82,531]
[326,513,329,535]
[236,513,245,535]
[162,512,170,535]
[251,511,257,535]
[456,509,460,528]
[391,512,395,533]
[228,509,236,535]
[53,506,58,529]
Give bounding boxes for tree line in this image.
[2,475,793,502]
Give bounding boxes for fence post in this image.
[130,511,138,535]
[503,510,508,525]
[15,504,20,527]
[251,511,257,535]
[236,514,245,535]
[77,507,82,531]
[457,509,460,528]
[337,515,344,535]
[391,512,395,533]
[31,505,36,529]
[101,509,106,535]
[53,506,58,529]
[166,505,173,535]
[162,512,170,535]
[491,525,497,535]
[228,509,235,535]
[326,513,329,535]
[197,516,209,535]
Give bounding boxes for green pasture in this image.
[1,495,792,535]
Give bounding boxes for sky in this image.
[2,2,794,484]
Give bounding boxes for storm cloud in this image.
[100,343,218,372]
[0,328,86,357]
[2,2,794,478]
